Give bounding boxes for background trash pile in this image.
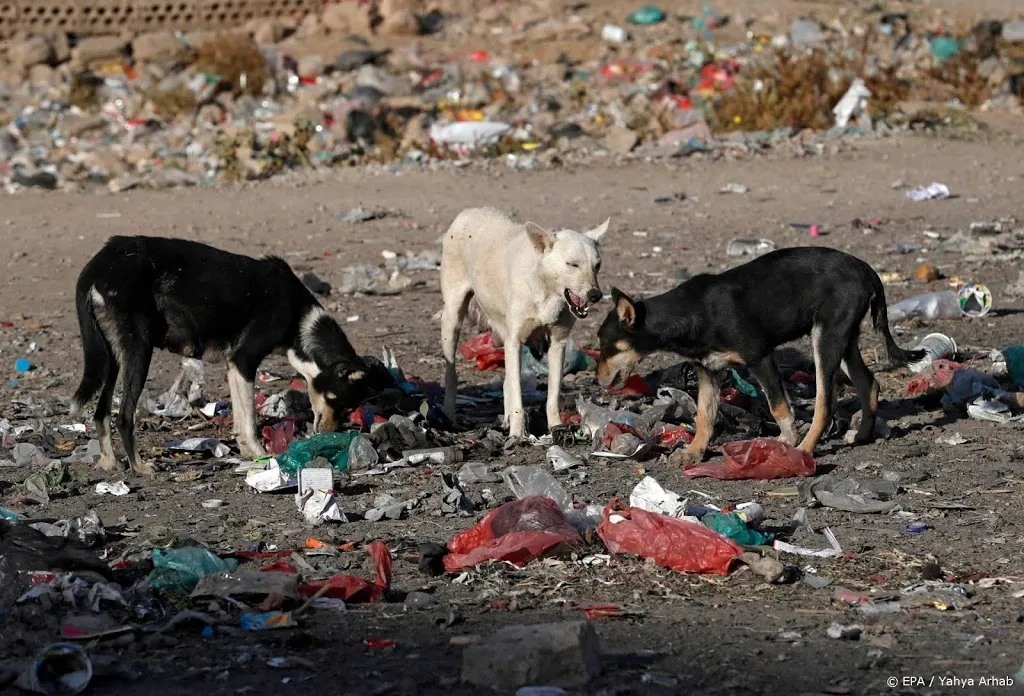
[1,1,1023,191]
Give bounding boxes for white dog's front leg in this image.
[545,335,567,431]
[504,339,526,437]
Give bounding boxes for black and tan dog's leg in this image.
[799,326,844,455]
[117,342,156,476]
[669,364,719,466]
[748,354,799,446]
[842,338,881,444]
[95,359,122,473]
[228,359,267,459]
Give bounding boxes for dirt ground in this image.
[3,127,1024,696]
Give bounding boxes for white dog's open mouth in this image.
[564,289,590,319]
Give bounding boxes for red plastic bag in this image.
[297,540,392,603]
[597,501,741,575]
[683,438,816,480]
[905,359,960,396]
[444,496,583,572]
[654,424,693,449]
[262,418,295,455]
[607,374,653,397]
[458,332,505,371]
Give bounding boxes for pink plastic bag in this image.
[444,496,583,572]
[683,438,816,480]
[597,501,741,575]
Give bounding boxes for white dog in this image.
[440,207,610,437]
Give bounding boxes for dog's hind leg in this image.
[669,364,718,466]
[441,286,473,421]
[94,357,122,473]
[228,360,267,459]
[117,336,156,476]
[799,325,845,455]
[544,326,569,431]
[748,353,799,446]
[841,336,880,445]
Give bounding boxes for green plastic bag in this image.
[729,369,760,398]
[626,4,665,24]
[149,547,238,594]
[702,512,773,546]
[1003,345,1024,389]
[276,431,359,475]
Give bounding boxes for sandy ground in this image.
[2,128,1024,696]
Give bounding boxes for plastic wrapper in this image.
[149,547,239,594]
[276,431,359,474]
[296,540,392,603]
[596,501,742,575]
[444,496,583,571]
[683,439,816,480]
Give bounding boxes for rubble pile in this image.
[1,1,1023,191]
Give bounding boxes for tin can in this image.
[908,332,957,374]
[14,643,92,695]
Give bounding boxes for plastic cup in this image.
[908,333,957,374]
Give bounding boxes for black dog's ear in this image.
[611,287,637,328]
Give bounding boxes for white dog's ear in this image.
[585,218,611,242]
[525,222,555,253]
[611,287,637,328]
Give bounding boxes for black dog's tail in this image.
[868,273,927,367]
[70,283,112,416]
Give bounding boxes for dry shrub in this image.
[927,51,991,107]
[712,50,853,132]
[144,83,197,119]
[193,32,267,97]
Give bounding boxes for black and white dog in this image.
[71,236,394,476]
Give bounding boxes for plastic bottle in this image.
[887,290,962,321]
[403,447,464,465]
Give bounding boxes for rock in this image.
[378,10,421,37]
[603,126,638,155]
[50,32,71,64]
[1002,20,1024,43]
[789,18,825,50]
[379,0,421,14]
[26,64,57,86]
[72,36,129,68]
[9,37,55,72]
[321,2,372,35]
[461,621,601,690]
[403,591,436,611]
[248,18,287,45]
[132,31,189,65]
[739,552,786,584]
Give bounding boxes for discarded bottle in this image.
[726,238,776,258]
[403,447,464,465]
[908,333,957,374]
[887,290,962,322]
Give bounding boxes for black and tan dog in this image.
[71,236,394,476]
[596,247,925,465]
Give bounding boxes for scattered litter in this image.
[444,496,583,571]
[906,183,950,202]
[826,623,862,640]
[684,439,816,480]
[726,238,776,258]
[799,474,899,514]
[597,500,742,575]
[628,476,691,519]
[14,643,92,695]
[166,437,230,458]
[94,481,130,496]
[546,445,584,472]
[774,528,843,558]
